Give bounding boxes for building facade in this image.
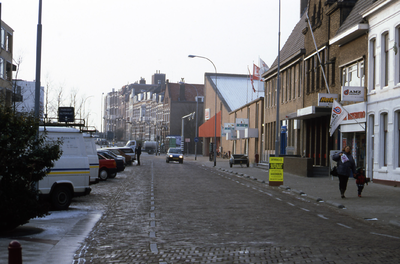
[363,0,400,185]
[0,20,15,108]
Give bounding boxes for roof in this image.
[206,73,264,113]
[167,83,204,102]
[330,0,374,45]
[267,11,307,72]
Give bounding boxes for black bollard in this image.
[8,240,22,264]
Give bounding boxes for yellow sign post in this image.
[269,157,284,186]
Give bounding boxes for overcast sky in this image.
[2,0,301,130]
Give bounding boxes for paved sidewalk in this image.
[187,155,400,228]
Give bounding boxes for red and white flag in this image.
[248,66,256,93]
[259,58,269,75]
[253,64,260,81]
[329,100,346,137]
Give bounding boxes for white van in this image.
[125,140,137,154]
[83,133,100,184]
[39,127,91,210]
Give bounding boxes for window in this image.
[371,38,376,90]
[382,32,389,87]
[0,57,3,79]
[306,59,310,93]
[298,63,302,97]
[0,28,4,49]
[381,113,388,167]
[397,27,400,84]
[397,111,400,167]
[342,61,365,87]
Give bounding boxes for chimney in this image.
[140,77,146,84]
[300,0,308,18]
[179,82,185,101]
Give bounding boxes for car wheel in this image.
[99,169,108,181]
[109,173,117,179]
[51,185,72,210]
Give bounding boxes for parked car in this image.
[97,149,125,173]
[97,153,117,181]
[116,147,136,162]
[106,147,132,165]
[166,147,184,163]
[229,154,249,167]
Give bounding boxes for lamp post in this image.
[188,54,217,167]
[275,0,281,157]
[179,82,199,160]
[83,95,94,127]
[181,112,196,155]
[101,92,104,136]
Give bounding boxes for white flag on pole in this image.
[329,100,346,137]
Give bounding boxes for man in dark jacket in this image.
[332,145,356,198]
[135,143,142,166]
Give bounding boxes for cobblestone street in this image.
[72,155,400,263]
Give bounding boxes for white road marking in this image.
[301,208,310,212]
[370,232,400,239]
[317,214,329,219]
[337,223,352,229]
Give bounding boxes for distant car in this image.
[166,148,184,163]
[229,154,249,167]
[97,153,117,181]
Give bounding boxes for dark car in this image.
[166,148,184,163]
[229,154,249,167]
[97,149,125,173]
[97,153,118,181]
[106,147,132,165]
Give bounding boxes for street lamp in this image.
[179,81,199,160]
[101,92,104,136]
[275,0,281,156]
[181,112,196,155]
[188,54,217,167]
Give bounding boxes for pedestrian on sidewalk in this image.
[332,146,356,198]
[135,143,142,166]
[353,167,368,197]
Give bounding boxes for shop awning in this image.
[286,106,331,120]
[199,111,221,138]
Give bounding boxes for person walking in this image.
[332,145,356,198]
[353,167,368,197]
[135,143,142,166]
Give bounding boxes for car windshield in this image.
[169,148,181,154]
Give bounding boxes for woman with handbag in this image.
[332,146,356,198]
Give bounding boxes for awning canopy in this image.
[286,106,331,120]
[199,111,221,138]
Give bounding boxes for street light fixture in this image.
[188,54,217,167]
[179,81,200,160]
